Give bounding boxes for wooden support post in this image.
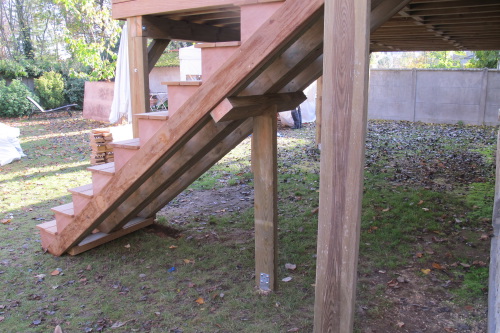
[148,39,170,73]
[315,76,323,148]
[128,17,150,138]
[488,111,500,333]
[313,0,370,332]
[253,105,278,291]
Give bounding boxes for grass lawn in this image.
[0,113,495,332]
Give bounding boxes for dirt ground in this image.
[150,121,492,332]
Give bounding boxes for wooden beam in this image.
[47,0,324,256]
[315,76,323,148]
[99,118,244,233]
[489,114,500,333]
[370,0,412,32]
[253,105,278,292]
[138,118,254,218]
[313,0,370,332]
[128,17,150,138]
[140,16,240,42]
[211,92,306,122]
[112,0,280,20]
[148,39,170,73]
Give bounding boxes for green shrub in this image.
[64,77,85,107]
[0,79,34,117]
[34,71,65,109]
[0,59,28,79]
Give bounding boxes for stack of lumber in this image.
[90,129,114,165]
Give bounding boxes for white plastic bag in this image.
[0,123,26,166]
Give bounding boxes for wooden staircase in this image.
[37,0,325,256]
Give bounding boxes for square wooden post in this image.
[253,105,278,291]
[315,76,323,148]
[128,17,150,138]
[313,0,370,332]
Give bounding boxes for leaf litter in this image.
[0,116,493,332]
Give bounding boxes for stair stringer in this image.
[101,18,325,232]
[45,0,325,256]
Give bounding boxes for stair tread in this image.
[68,184,94,198]
[162,81,202,86]
[67,217,154,256]
[51,203,74,216]
[135,111,169,120]
[195,41,241,48]
[36,220,58,235]
[109,138,141,150]
[87,162,115,175]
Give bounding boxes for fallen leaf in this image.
[285,263,296,270]
[432,262,443,270]
[195,297,205,305]
[473,260,487,267]
[421,269,431,275]
[479,234,489,241]
[396,321,405,328]
[382,207,390,212]
[368,226,379,233]
[387,279,399,288]
[310,207,319,214]
[111,319,134,328]
[1,219,11,224]
[50,270,60,276]
[282,277,293,282]
[183,259,195,264]
[422,208,430,211]
[86,265,92,271]
[124,244,130,248]
[460,263,471,268]
[417,200,424,205]
[169,245,178,249]
[444,327,457,332]
[287,328,299,332]
[415,252,424,258]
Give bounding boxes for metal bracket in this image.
[259,273,270,291]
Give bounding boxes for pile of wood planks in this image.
[90,129,114,165]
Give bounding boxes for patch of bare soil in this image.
[157,184,254,225]
[359,268,487,333]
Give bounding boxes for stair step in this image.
[88,162,115,193]
[51,202,74,216]
[196,42,240,81]
[51,203,74,231]
[160,81,202,115]
[109,139,141,171]
[69,184,94,215]
[136,111,170,143]
[69,183,93,197]
[36,220,58,250]
[67,216,155,256]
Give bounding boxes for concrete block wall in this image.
[368,69,500,126]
